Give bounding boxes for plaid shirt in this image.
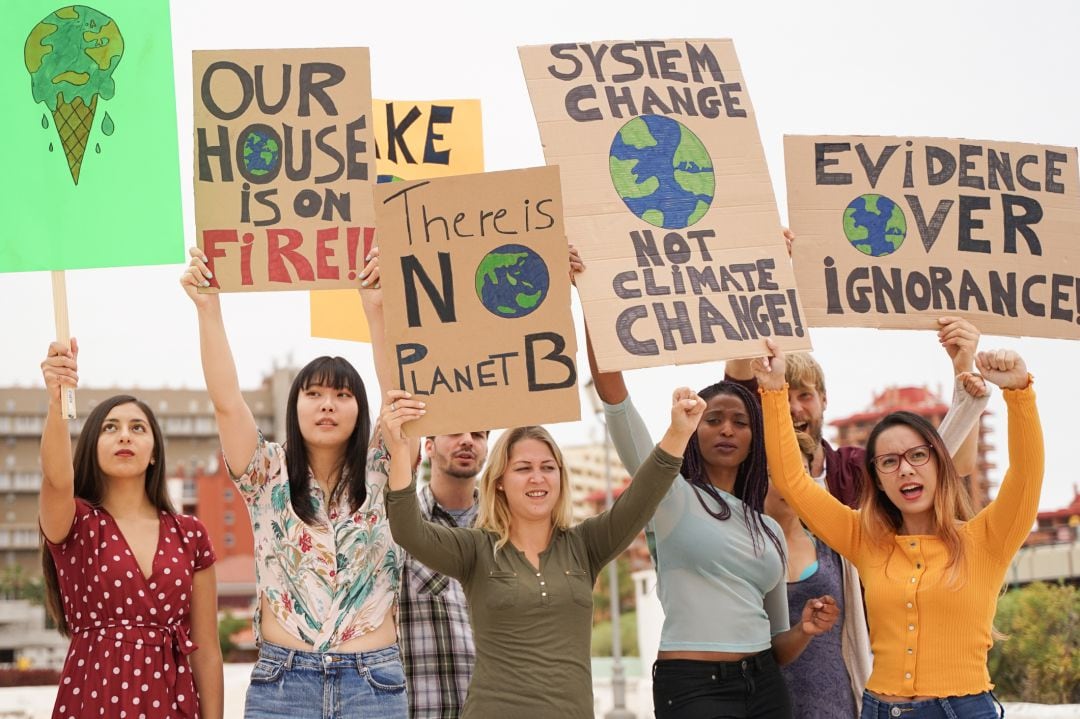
[398,484,478,719]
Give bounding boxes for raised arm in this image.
[937,316,981,473]
[180,248,258,470]
[752,341,862,558]
[577,388,704,570]
[357,245,395,404]
[38,340,79,543]
[576,245,629,406]
[381,389,476,579]
[970,350,1043,559]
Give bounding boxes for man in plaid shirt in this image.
[398,431,489,719]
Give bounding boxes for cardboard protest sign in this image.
[519,39,811,372]
[785,136,1080,338]
[310,99,484,341]
[376,166,579,436]
[193,47,375,292]
[2,1,183,272]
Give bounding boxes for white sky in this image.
[2,0,1078,510]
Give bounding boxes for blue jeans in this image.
[244,641,408,718]
[861,691,1003,719]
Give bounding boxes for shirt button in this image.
[906,602,913,608]
[911,577,917,583]
[905,672,912,679]
[535,572,541,577]
[916,563,922,569]
[907,648,913,654]
[908,624,915,631]
[541,592,547,597]
[540,581,546,586]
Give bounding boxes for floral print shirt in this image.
[230,434,402,651]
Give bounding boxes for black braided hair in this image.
[680,381,785,561]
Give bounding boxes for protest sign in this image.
[193,47,375,292]
[785,136,1080,338]
[310,99,483,341]
[376,166,579,436]
[519,39,810,371]
[2,1,183,271]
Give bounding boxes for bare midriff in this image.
[658,650,762,662]
[258,596,397,653]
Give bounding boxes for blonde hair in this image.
[476,426,573,556]
[859,412,975,585]
[794,429,817,461]
[785,352,826,396]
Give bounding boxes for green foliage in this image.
[217,611,249,656]
[988,582,1080,703]
[592,611,639,657]
[0,565,45,605]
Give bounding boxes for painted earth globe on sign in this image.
[842,193,907,257]
[241,129,280,177]
[377,174,405,183]
[474,244,550,318]
[609,114,714,229]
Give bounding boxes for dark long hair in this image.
[285,356,371,525]
[41,395,173,637]
[680,381,785,560]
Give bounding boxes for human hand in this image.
[749,339,786,391]
[975,349,1029,390]
[41,339,79,405]
[783,228,795,258]
[568,244,585,286]
[179,247,220,311]
[938,316,980,372]
[957,371,989,399]
[380,389,426,451]
[359,244,380,289]
[798,595,839,637]
[669,387,706,439]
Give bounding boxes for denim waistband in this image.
[258,639,401,670]
[653,650,776,681]
[862,690,1004,718]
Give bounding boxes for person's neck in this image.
[900,512,936,536]
[429,473,477,511]
[101,477,156,518]
[705,466,738,494]
[775,512,804,541]
[307,444,344,493]
[810,443,826,477]
[509,516,554,554]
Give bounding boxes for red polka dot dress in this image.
[46,499,216,719]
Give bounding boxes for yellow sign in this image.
[310,99,484,341]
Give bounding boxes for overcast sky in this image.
[2,0,1078,510]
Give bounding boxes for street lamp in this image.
[585,377,635,719]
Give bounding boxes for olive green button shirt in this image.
[386,445,682,719]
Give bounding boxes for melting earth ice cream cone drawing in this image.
[24,5,123,185]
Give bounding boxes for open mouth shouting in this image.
[898,482,924,501]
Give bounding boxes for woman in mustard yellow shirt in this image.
[752,343,1041,719]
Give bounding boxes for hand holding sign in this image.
[41,339,79,407]
[750,339,786,393]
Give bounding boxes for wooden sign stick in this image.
[50,271,77,420]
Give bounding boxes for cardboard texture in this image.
[519,39,811,372]
[310,99,484,341]
[193,47,375,292]
[785,136,1080,339]
[376,166,580,436]
[2,1,183,272]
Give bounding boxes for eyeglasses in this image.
[871,445,933,474]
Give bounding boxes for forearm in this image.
[197,305,244,412]
[40,404,73,490]
[360,291,395,401]
[760,388,860,556]
[937,375,989,469]
[771,625,812,666]
[602,396,654,475]
[586,327,628,404]
[981,384,1044,554]
[386,483,470,579]
[190,647,224,719]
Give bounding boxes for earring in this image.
[150,458,156,465]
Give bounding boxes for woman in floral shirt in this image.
[182,249,405,718]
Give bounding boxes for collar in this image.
[419,483,479,527]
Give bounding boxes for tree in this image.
[0,565,45,605]
[988,581,1080,703]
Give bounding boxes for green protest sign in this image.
[0,1,183,272]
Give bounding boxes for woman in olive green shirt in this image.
[383,387,705,719]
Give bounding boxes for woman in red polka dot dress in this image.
[38,339,224,719]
